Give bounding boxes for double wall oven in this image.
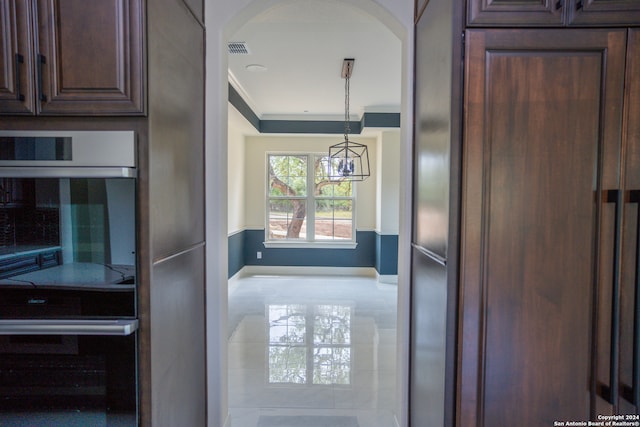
[0,131,139,426]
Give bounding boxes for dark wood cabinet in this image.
[468,0,640,26]
[414,1,640,426]
[0,0,35,114]
[459,28,631,425]
[614,27,640,416]
[0,0,144,116]
[468,0,563,26]
[411,0,464,426]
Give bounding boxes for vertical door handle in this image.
[597,189,622,405]
[621,189,640,406]
[14,54,25,101]
[37,54,47,102]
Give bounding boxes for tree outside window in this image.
[267,154,354,242]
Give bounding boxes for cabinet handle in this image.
[576,0,583,10]
[555,0,563,10]
[597,189,622,405]
[14,54,25,101]
[621,189,640,406]
[37,54,47,102]
[0,319,139,336]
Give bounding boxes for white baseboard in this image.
[377,274,398,284]
[238,265,378,277]
[229,266,397,283]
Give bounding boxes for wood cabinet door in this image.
[36,0,144,115]
[467,0,564,26]
[567,0,640,26]
[0,0,35,114]
[459,29,627,426]
[618,28,640,416]
[468,0,640,26]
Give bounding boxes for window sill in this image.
[263,241,358,250]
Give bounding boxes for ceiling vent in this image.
[228,42,250,55]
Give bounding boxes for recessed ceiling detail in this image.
[228,1,401,120]
[228,42,250,55]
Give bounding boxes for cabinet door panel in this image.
[460,29,626,426]
[413,0,458,259]
[467,0,564,26]
[568,0,640,26]
[410,249,447,427]
[0,0,34,114]
[619,28,640,414]
[36,0,144,115]
[148,0,204,258]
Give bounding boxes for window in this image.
[267,154,354,245]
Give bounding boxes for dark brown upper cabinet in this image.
[0,0,145,116]
[468,0,640,27]
[0,0,35,114]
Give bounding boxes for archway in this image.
[204,1,413,426]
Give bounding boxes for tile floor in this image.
[228,274,398,427]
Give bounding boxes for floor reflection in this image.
[228,274,397,427]
[268,304,351,385]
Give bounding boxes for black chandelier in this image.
[327,59,370,181]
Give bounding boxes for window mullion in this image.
[307,155,315,241]
[307,307,314,385]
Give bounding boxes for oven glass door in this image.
[0,331,138,426]
[0,177,136,319]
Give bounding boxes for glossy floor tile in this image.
[228,274,397,427]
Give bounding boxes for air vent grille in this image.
[228,42,250,55]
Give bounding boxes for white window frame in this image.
[264,152,357,249]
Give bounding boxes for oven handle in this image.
[0,167,136,178]
[0,319,138,336]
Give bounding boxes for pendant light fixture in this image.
[328,59,370,181]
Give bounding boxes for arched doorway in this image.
[204,1,413,426]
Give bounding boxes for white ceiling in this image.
[227,0,402,122]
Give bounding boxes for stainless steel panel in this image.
[0,131,135,167]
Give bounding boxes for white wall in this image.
[376,130,400,235]
[244,134,377,231]
[228,106,249,235]
[205,1,413,426]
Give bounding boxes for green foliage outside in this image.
[268,154,353,239]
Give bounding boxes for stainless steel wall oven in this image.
[0,131,139,426]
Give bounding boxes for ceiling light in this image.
[327,59,370,181]
[246,64,267,72]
